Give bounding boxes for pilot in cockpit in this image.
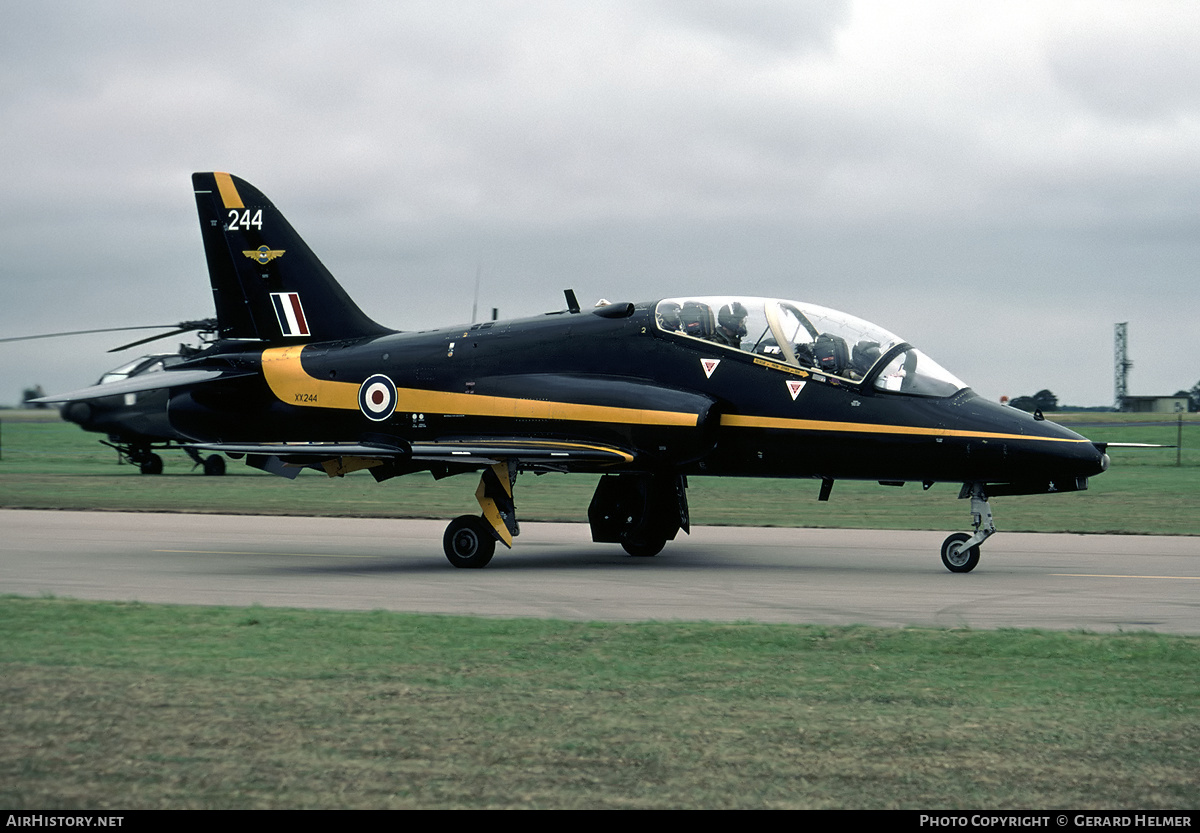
[713,302,748,348]
[656,301,682,332]
[794,340,816,368]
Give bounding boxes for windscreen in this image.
[655,297,966,397]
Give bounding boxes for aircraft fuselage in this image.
[168,301,1106,492]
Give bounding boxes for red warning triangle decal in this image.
[701,358,721,379]
[786,379,806,400]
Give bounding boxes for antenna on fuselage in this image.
[471,264,482,324]
[564,289,580,314]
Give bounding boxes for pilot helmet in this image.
[718,302,748,338]
[657,301,682,332]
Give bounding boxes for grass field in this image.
[2,597,1196,810]
[2,410,1197,534]
[2,410,1197,809]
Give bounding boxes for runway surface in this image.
[2,509,1198,633]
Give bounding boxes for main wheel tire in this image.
[203,454,226,476]
[139,454,164,475]
[622,538,666,558]
[940,532,980,573]
[443,515,496,569]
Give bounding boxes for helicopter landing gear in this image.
[183,445,226,475]
[102,440,165,474]
[940,483,995,573]
[138,453,163,475]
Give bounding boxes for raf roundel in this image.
[358,374,398,422]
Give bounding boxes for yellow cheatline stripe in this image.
[213,172,244,209]
[262,345,359,409]
[443,438,635,462]
[1051,573,1200,580]
[719,413,1091,443]
[260,346,698,427]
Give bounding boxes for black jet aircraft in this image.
[37,172,1110,571]
[4,321,226,475]
[59,352,226,475]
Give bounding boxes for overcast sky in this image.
[2,1,1197,409]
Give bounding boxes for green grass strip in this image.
[2,597,1196,809]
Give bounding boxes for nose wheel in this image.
[940,483,994,573]
[940,532,980,572]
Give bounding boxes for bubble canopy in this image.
[654,297,967,398]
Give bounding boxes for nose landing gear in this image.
[940,483,995,573]
[940,532,980,572]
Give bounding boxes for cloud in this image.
[1,1,1197,408]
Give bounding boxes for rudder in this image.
[192,172,391,343]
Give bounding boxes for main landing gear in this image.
[940,483,995,573]
[442,462,517,569]
[439,467,689,569]
[182,445,226,475]
[443,515,496,568]
[588,472,688,559]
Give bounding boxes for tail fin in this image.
[192,172,391,343]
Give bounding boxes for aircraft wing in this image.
[31,369,257,404]
[411,438,635,466]
[190,437,636,467]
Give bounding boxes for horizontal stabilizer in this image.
[31,369,256,404]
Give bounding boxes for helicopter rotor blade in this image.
[108,328,196,352]
[0,325,179,344]
[3,318,219,352]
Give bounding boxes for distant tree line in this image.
[1009,381,1200,412]
[1172,381,1200,412]
[1008,389,1058,413]
[21,385,48,409]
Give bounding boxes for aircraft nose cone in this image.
[61,402,93,426]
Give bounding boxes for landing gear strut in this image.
[940,482,995,573]
[442,462,517,569]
